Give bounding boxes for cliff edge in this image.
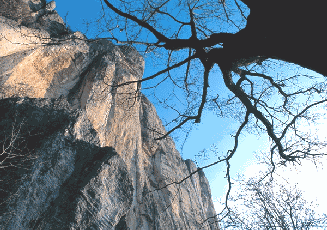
[0,1,219,229]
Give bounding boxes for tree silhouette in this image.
[94,2,327,219]
[98,0,327,165]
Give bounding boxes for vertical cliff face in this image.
[0,1,219,229]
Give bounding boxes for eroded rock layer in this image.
[0,1,219,229]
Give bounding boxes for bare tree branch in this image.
[102,0,169,42]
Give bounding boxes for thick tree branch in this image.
[220,66,295,161]
[184,48,192,94]
[195,67,210,123]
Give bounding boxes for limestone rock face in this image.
[0,1,219,229]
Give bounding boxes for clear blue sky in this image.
[50,0,327,212]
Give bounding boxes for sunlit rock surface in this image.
[0,0,219,229]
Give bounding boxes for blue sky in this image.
[50,0,327,214]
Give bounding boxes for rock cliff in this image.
[0,1,219,229]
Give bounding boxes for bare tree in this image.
[0,115,37,215]
[219,174,327,229]
[89,0,327,215]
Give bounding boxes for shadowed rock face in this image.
[0,1,219,229]
[0,98,133,230]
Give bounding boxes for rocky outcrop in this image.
[0,1,219,229]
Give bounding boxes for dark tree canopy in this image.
[221,0,327,76]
